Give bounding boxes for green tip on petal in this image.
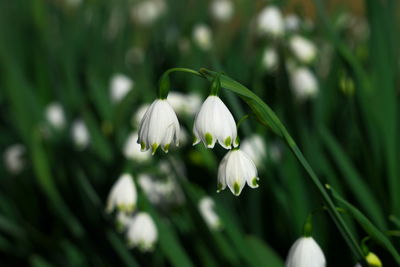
[205,133,213,147]
[224,136,232,148]
[217,182,223,193]
[233,182,241,196]
[140,142,146,150]
[163,143,170,153]
[252,177,259,187]
[151,143,159,155]
[235,136,240,146]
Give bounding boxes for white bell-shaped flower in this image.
[106,174,137,213]
[132,103,150,127]
[123,132,151,162]
[210,0,234,22]
[198,197,221,230]
[71,119,90,150]
[289,35,317,64]
[3,144,26,175]
[241,135,267,168]
[110,74,134,104]
[257,6,284,38]
[192,24,212,51]
[217,149,259,196]
[138,98,180,154]
[262,47,279,71]
[285,237,326,267]
[290,67,318,100]
[127,212,158,252]
[46,102,66,130]
[193,95,238,149]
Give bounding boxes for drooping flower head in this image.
[217,148,259,196]
[285,237,326,267]
[193,95,238,149]
[126,212,158,252]
[289,35,317,64]
[192,24,212,51]
[110,74,134,104]
[290,67,319,100]
[138,98,180,154]
[106,173,137,214]
[257,6,284,38]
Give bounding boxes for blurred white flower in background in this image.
[257,6,284,38]
[289,35,317,64]
[262,47,279,71]
[192,24,212,51]
[71,119,90,150]
[285,237,326,267]
[167,92,202,116]
[126,212,158,251]
[123,132,151,162]
[132,103,150,127]
[217,149,259,196]
[106,173,137,214]
[198,196,221,230]
[64,0,82,8]
[110,74,134,104]
[138,99,180,154]
[290,67,319,100]
[3,144,26,175]
[210,0,233,22]
[284,14,301,32]
[193,95,238,149]
[241,135,267,168]
[131,0,166,26]
[46,102,66,131]
[138,173,184,206]
[116,211,133,232]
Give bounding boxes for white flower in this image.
[241,135,266,168]
[193,95,238,149]
[284,14,301,32]
[192,24,212,51]
[131,0,166,26]
[46,102,66,130]
[138,99,180,154]
[217,149,259,196]
[71,119,90,150]
[3,144,26,175]
[257,6,284,38]
[123,132,151,162]
[127,212,158,252]
[132,103,150,127]
[210,0,233,22]
[285,237,326,267]
[290,67,318,100]
[262,47,278,71]
[289,35,317,64]
[198,197,221,230]
[110,74,134,103]
[167,92,202,116]
[106,173,137,213]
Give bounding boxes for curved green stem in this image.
[158,68,204,99]
[160,67,367,265]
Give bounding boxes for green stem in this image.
[158,68,204,99]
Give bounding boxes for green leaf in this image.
[328,185,400,264]
[246,236,284,267]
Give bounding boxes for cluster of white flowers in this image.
[137,85,260,196]
[106,173,158,252]
[255,6,319,100]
